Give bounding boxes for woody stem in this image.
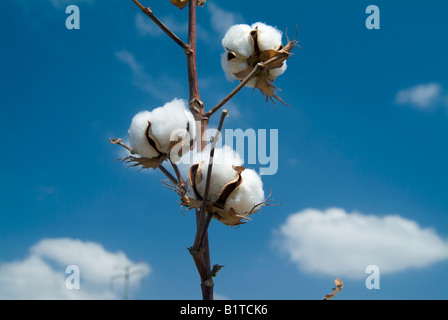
[194,110,228,250]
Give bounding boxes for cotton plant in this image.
[110,0,298,300]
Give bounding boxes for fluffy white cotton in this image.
[187,146,243,203]
[221,52,250,81]
[221,24,254,59]
[128,111,159,159]
[251,22,283,51]
[128,98,195,158]
[269,61,288,79]
[224,168,265,215]
[186,146,265,215]
[221,22,287,85]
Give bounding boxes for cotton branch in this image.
[205,51,294,118]
[132,0,189,51]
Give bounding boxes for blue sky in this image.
[1,0,447,300]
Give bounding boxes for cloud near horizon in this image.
[276,208,448,279]
[0,238,150,299]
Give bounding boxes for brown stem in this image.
[184,0,213,301]
[158,164,178,186]
[170,160,186,188]
[132,0,189,51]
[194,110,228,250]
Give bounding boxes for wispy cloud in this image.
[395,83,443,110]
[0,238,150,299]
[115,49,185,101]
[276,208,448,279]
[207,3,243,36]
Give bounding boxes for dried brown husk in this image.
[225,26,299,104]
[170,0,188,9]
[170,0,205,10]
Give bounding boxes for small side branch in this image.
[170,160,186,188]
[132,0,189,51]
[205,53,292,118]
[158,164,179,186]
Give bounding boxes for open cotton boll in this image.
[221,52,250,82]
[194,146,243,203]
[222,24,254,59]
[251,22,283,51]
[224,169,265,215]
[128,98,194,159]
[148,98,192,153]
[128,111,160,159]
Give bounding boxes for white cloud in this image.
[395,83,442,109]
[0,238,150,299]
[276,208,448,279]
[207,3,243,36]
[115,49,144,76]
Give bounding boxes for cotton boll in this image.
[251,22,283,52]
[224,169,265,215]
[128,98,194,159]
[269,61,288,79]
[222,24,254,59]
[221,52,250,81]
[195,146,243,202]
[128,111,160,159]
[149,98,191,153]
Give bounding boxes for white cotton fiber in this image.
[149,98,192,152]
[269,61,288,79]
[221,52,250,81]
[224,169,265,215]
[251,22,283,51]
[222,24,254,59]
[128,111,160,159]
[128,98,195,158]
[194,146,243,203]
[221,22,288,86]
